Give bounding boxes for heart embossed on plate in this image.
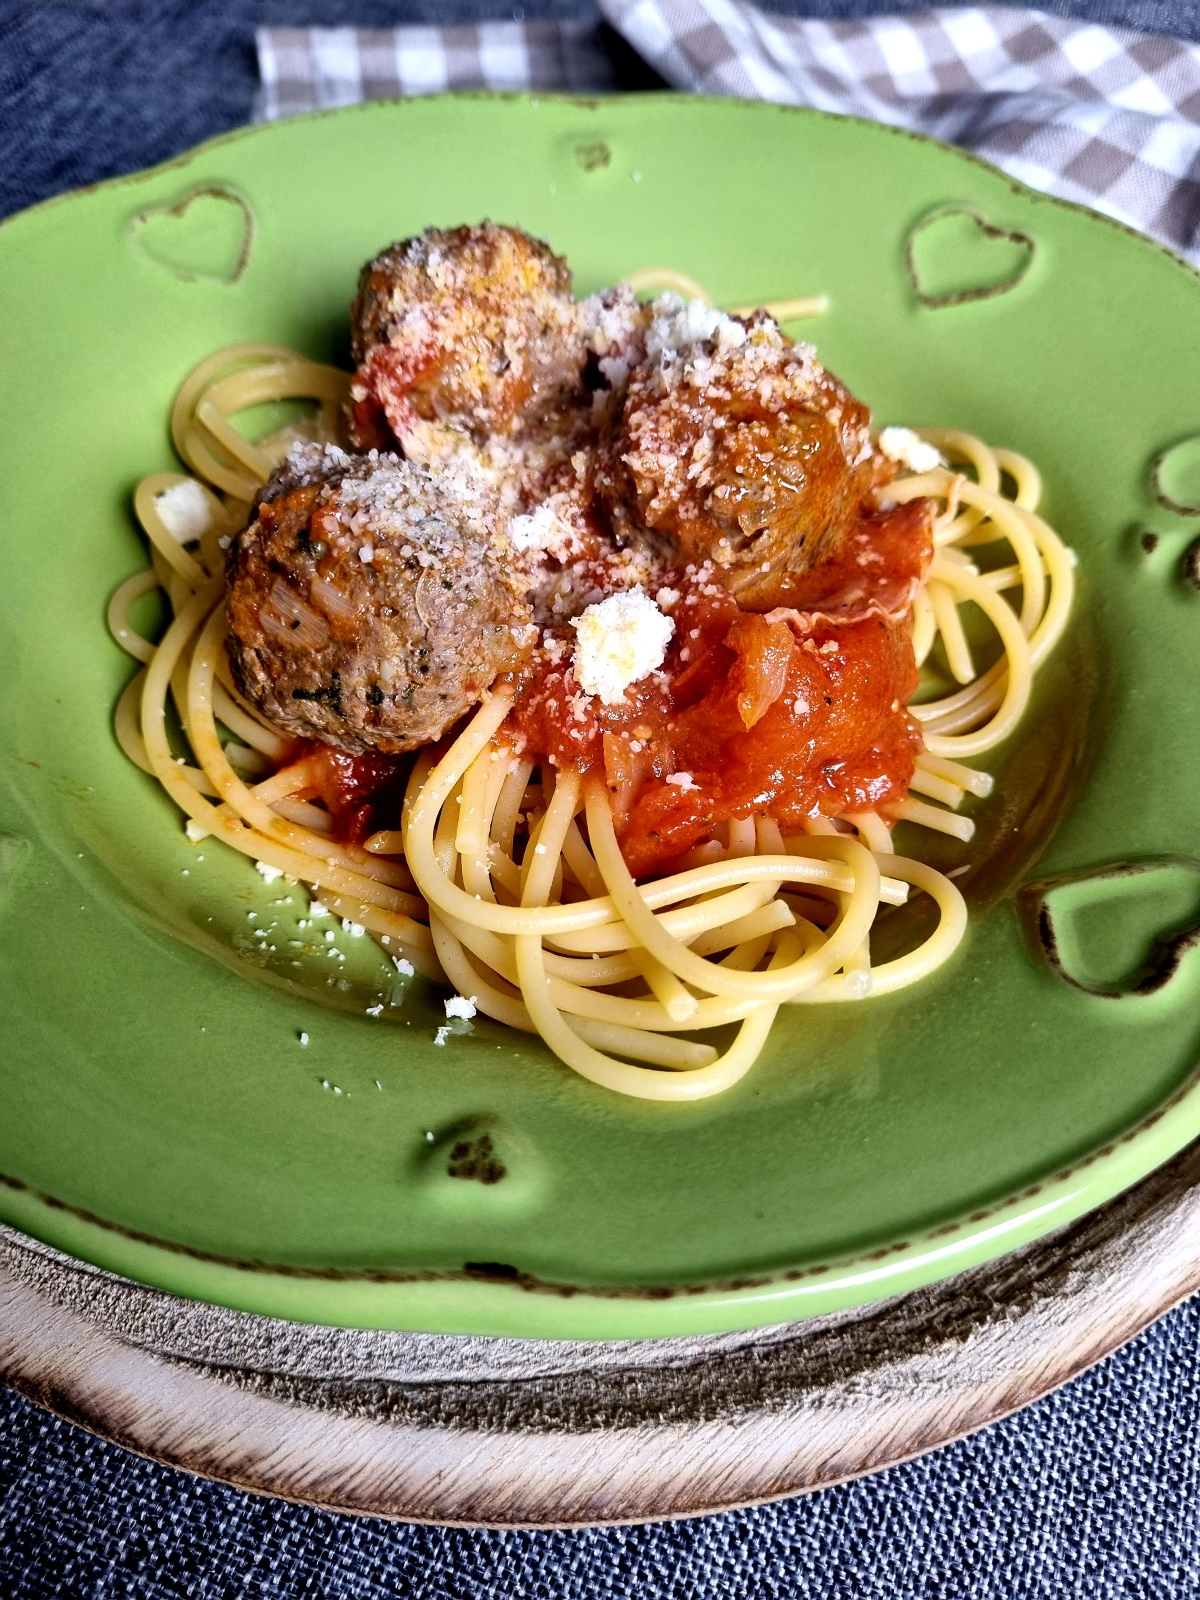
[128,186,255,286]
[905,205,1036,309]
[1017,858,1200,999]
[1151,435,1200,518]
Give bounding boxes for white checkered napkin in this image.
[602,3,1200,265]
[254,8,1200,266]
[255,20,617,119]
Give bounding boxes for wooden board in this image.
[4,1138,1200,1528]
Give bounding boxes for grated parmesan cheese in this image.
[665,772,700,792]
[878,427,943,474]
[571,589,675,705]
[646,294,747,358]
[392,956,415,977]
[444,994,478,1021]
[255,861,283,883]
[509,502,572,555]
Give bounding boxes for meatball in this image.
[226,445,533,754]
[349,222,586,451]
[598,300,879,609]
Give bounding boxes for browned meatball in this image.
[598,302,879,609]
[226,445,533,754]
[348,222,586,451]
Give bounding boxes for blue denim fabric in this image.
[2,4,1199,1593]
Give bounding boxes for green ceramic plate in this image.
[2,95,1199,1339]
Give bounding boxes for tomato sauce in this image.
[294,500,931,873]
[509,501,930,877]
[298,744,411,847]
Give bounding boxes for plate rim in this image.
[6,1131,1200,1523]
[3,89,1198,288]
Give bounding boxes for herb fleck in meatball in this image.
[349,222,586,450]
[226,446,533,754]
[599,298,879,609]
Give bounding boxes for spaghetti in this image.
[110,330,1074,1103]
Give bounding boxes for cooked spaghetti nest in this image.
[110,344,1075,1101]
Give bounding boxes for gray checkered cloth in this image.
[256,5,1200,265]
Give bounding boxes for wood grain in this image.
[5,1139,1200,1527]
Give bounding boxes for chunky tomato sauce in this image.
[510,574,921,876]
[298,744,411,847]
[296,499,931,874]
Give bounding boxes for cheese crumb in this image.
[365,1003,383,1017]
[341,919,365,937]
[433,1026,452,1047]
[647,294,746,358]
[155,479,214,543]
[298,1031,309,1046]
[665,772,700,792]
[571,588,674,704]
[392,956,415,977]
[878,427,943,474]
[509,503,572,554]
[185,819,209,843]
[655,587,680,610]
[444,994,478,1021]
[358,544,374,563]
[255,861,283,883]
